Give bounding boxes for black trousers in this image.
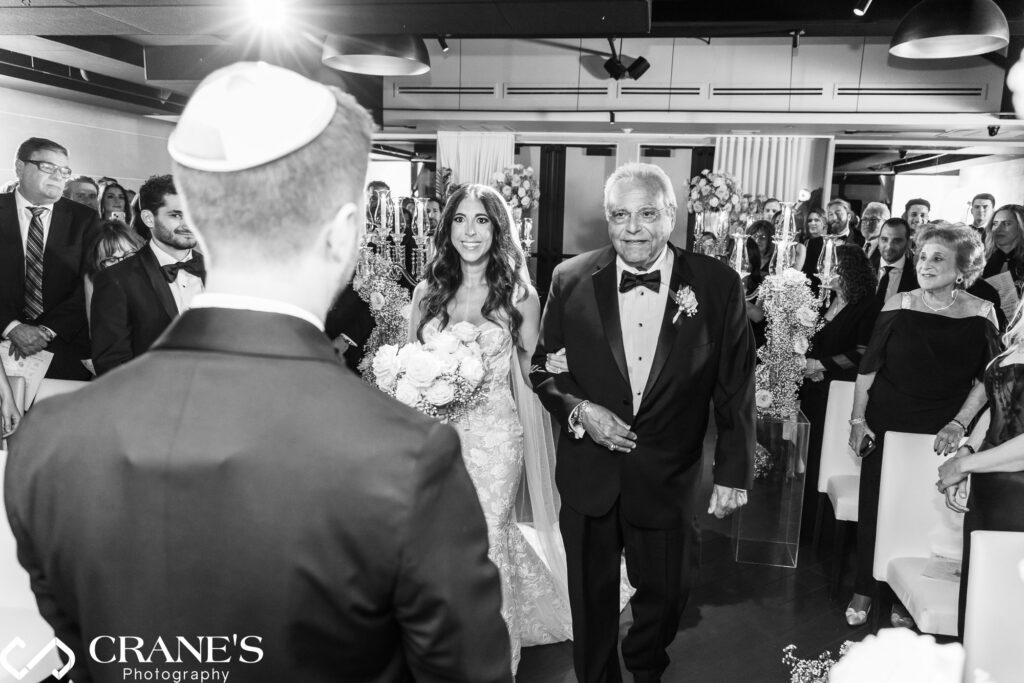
[560,481,700,683]
[854,431,885,595]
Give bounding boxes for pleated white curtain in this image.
[713,135,813,202]
[436,131,515,187]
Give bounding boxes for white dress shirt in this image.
[190,293,324,330]
[4,191,57,338]
[878,253,907,303]
[149,241,204,313]
[617,246,673,415]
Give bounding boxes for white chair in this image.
[31,378,88,408]
[812,381,861,596]
[873,431,961,636]
[962,530,1024,683]
[0,449,64,682]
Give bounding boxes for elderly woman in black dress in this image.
[938,296,1024,636]
[845,224,1000,627]
[799,246,882,534]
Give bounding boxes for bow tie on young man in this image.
[619,270,661,293]
[162,253,206,283]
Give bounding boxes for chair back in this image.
[963,530,1024,683]
[817,380,860,493]
[32,378,88,408]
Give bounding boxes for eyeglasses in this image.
[21,159,73,179]
[607,206,670,225]
[99,250,137,269]
[862,216,883,223]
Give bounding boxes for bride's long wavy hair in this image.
[416,183,529,346]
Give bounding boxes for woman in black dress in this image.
[799,246,882,535]
[937,299,1024,637]
[845,224,1001,627]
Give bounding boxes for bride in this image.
[408,183,572,672]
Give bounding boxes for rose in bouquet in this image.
[371,321,487,422]
[492,164,541,214]
[686,169,741,215]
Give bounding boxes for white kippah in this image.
[167,61,337,172]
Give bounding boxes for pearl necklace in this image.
[922,289,958,312]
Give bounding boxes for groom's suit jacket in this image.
[532,243,755,528]
[6,307,511,683]
[90,242,178,376]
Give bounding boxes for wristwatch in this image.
[568,400,591,436]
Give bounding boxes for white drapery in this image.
[437,131,515,187]
[713,135,814,202]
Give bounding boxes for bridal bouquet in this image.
[686,169,741,214]
[492,164,541,213]
[371,322,487,422]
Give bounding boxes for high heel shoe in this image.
[845,601,871,627]
[890,604,916,629]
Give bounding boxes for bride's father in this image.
[531,162,755,683]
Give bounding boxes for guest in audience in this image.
[872,218,917,303]
[697,230,717,254]
[0,137,99,380]
[931,221,1006,330]
[129,192,149,240]
[6,62,510,683]
[981,204,1024,298]
[903,198,931,231]
[799,245,883,537]
[800,206,825,242]
[91,174,204,376]
[937,297,1024,637]
[83,217,144,327]
[826,198,863,247]
[426,196,442,233]
[860,202,890,259]
[97,179,132,224]
[846,223,1000,628]
[0,363,20,437]
[763,197,782,224]
[743,239,767,348]
[970,193,996,239]
[366,179,390,225]
[749,220,776,275]
[62,174,99,210]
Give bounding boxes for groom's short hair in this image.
[603,162,677,212]
[174,87,373,261]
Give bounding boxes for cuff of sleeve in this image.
[3,321,19,338]
[40,326,56,340]
[567,400,588,439]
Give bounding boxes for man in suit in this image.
[903,197,931,231]
[6,62,510,683]
[802,197,865,289]
[0,137,98,380]
[970,192,995,240]
[860,201,890,259]
[531,162,754,683]
[872,217,918,303]
[62,174,99,211]
[90,174,205,376]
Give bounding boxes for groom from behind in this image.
[6,62,510,682]
[531,162,755,683]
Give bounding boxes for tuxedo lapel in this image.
[639,245,691,404]
[42,201,72,302]
[592,252,630,387]
[139,243,179,321]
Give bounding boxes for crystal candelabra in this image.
[815,234,839,304]
[770,201,799,275]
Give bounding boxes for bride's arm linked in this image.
[515,285,542,384]
[408,281,427,343]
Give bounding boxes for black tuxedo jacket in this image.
[0,192,98,379]
[90,243,178,376]
[870,251,919,301]
[6,307,511,683]
[531,244,755,528]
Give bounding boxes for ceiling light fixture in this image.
[603,38,649,80]
[889,0,1009,59]
[322,34,431,76]
[438,36,449,53]
[853,0,874,16]
[243,0,290,32]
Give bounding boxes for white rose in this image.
[524,167,534,177]
[712,176,724,187]
[731,193,740,205]
[424,380,456,406]
[369,291,386,311]
[521,196,532,209]
[404,348,442,388]
[372,345,401,390]
[793,337,809,354]
[429,330,461,355]
[829,629,964,683]
[709,196,720,208]
[437,353,459,374]
[492,171,505,184]
[458,356,486,389]
[399,303,412,321]
[451,321,479,343]
[755,389,773,409]
[689,189,699,200]
[522,179,531,191]
[796,306,818,327]
[397,342,418,369]
[394,380,421,407]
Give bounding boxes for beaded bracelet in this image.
[949,418,967,432]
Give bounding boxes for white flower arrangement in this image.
[492,164,541,214]
[686,169,741,215]
[372,327,486,422]
[353,251,412,384]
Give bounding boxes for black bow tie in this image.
[161,254,205,283]
[619,270,661,293]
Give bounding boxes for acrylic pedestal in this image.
[732,411,809,568]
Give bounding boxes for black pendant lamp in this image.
[322,34,430,76]
[889,0,1009,59]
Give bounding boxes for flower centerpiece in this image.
[754,268,822,420]
[370,321,486,422]
[492,164,541,214]
[352,250,412,384]
[686,169,741,215]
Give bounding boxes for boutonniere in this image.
[672,286,699,323]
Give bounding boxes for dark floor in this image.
[517,427,875,683]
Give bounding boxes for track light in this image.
[438,36,449,53]
[853,0,873,16]
[627,56,650,80]
[602,38,650,81]
[609,111,616,124]
[790,30,804,49]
